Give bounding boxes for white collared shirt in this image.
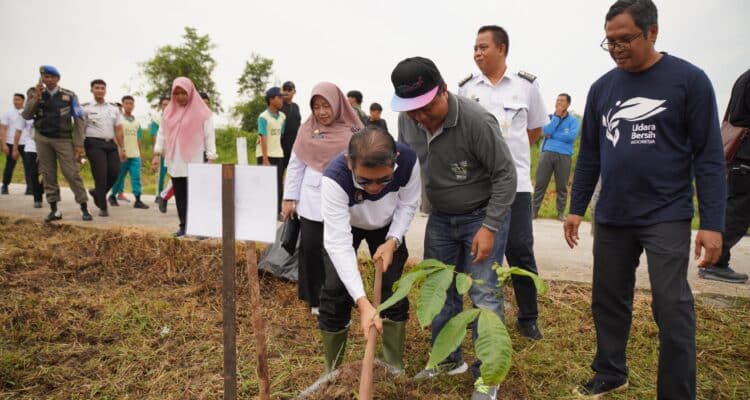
[82,101,122,140]
[458,69,548,192]
[1,108,24,145]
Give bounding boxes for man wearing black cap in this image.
[281,81,301,178]
[392,56,516,400]
[22,65,93,222]
[257,86,286,212]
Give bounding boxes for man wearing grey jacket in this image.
[392,56,516,400]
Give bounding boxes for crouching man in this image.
[318,125,420,374]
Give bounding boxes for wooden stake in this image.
[358,260,383,400]
[221,164,237,400]
[246,241,271,399]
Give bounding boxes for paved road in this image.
[2,183,748,297]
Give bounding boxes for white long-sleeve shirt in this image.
[283,151,328,222]
[321,145,421,301]
[154,117,217,177]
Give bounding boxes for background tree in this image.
[232,53,274,132]
[140,26,222,112]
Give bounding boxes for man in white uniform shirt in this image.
[458,25,549,340]
[1,93,30,195]
[82,79,124,217]
[319,126,420,374]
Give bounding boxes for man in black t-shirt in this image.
[280,81,301,179]
[366,102,388,132]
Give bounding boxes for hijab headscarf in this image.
[292,82,364,172]
[162,77,212,162]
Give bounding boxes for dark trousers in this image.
[281,144,293,183]
[23,151,43,202]
[84,138,120,210]
[257,157,284,213]
[503,192,539,325]
[532,151,571,217]
[319,225,409,332]
[172,177,188,231]
[298,217,324,308]
[592,221,695,400]
[716,164,750,267]
[2,144,26,187]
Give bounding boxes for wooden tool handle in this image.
[358,260,383,400]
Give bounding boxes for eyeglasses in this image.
[353,172,394,187]
[600,32,644,51]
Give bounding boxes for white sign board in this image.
[236,137,248,165]
[186,163,277,243]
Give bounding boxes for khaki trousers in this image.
[34,134,88,204]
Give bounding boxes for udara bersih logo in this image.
[603,97,667,147]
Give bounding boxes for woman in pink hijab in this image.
[152,77,217,237]
[281,82,364,315]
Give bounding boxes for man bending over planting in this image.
[318,125,420,374]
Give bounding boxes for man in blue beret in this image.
[22,65,93,222]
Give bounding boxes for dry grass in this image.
[0,215,748,399]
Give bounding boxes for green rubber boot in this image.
[382,319,406,372]
[321,328,348,373]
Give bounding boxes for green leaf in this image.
[507,267,548,295]
[409,258,451,273]
[427,309,480,369]
[476,309,513,385]
[455,273,473,295]
[416,267,455,327]
[377,269,429,313]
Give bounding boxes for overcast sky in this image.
[1,0,747,131]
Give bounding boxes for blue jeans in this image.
[425,208,510,378]
[111,157,142,196]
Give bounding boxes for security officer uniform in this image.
[22,65,92,222]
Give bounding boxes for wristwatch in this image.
[386,236,402,248]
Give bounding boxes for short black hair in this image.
[347,90,363,105]
[369,102,383,112]
[282,81,295,91]
[13,93,25,101]
[159,96,170,103]
[558,93,571,103]
[606,0,658,35]
[121,95,134,102]
[90,79,106,88]
[478,25,510,56]
[199,91,209,100]
[348,125,397,168]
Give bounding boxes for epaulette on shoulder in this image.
[81,102,90,106]
[517,70,537,83]
[109,102,120,107]
[59,87,76,96]
[458,73,474,87]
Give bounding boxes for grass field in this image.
[1,217,747,399]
